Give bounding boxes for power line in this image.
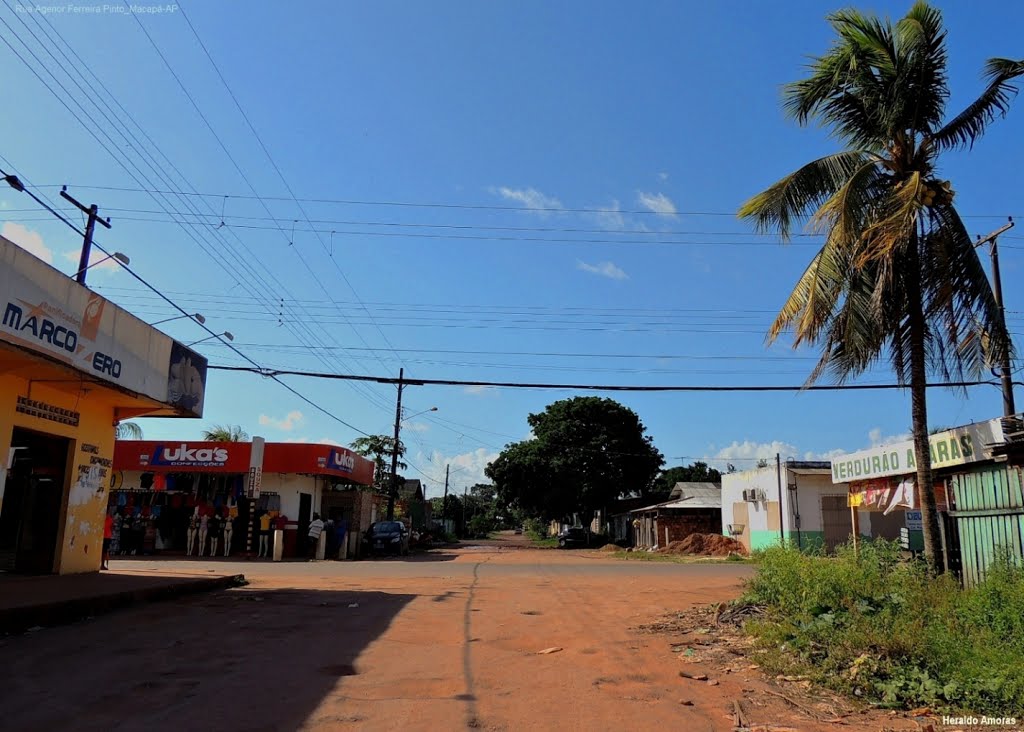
[206,364,999,393]
[0,164,372,437]
[5,5,399,416]
[29,181,1020,220]
[175,1,403,371]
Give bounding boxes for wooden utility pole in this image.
[386,368,405,521]
[60,186,111,285]
[977,218,1016,417]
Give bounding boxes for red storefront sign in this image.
[113,441,374,487]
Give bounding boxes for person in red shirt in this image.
[102,510,114,570]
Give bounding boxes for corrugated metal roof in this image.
[668,481,721,500]
[631,485,722,512]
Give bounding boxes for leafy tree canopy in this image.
[350,435,407,492]
[485,397,663,521]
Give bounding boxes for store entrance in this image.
[0,427,70,574]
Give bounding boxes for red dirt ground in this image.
[0,536,923,731]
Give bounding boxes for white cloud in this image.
[464,384,498,396]
[868,427,911,447]
[592,199,626,230]
[577,259,628,280]
[490,186,563,212]
[412,447,500,499]
[258,410,304,432]
[709,440,797,471]
[2,222,53,263]
[405,422,430,433]
[282,435,343,446]
[636,191,678,217]
[657,172,669,182]
[61,247,122,274]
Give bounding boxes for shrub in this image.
[742,541,1024,713]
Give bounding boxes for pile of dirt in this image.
[599,544,621,553]
[657,533,748,557]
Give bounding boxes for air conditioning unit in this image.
[742,489,756,502]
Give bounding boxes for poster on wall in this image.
[848,480,949,512]
[167,341,207,415]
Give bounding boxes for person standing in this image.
[307,513,324,560]
[102,509,114,570]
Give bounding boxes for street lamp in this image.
[187,331,234,347]
[402,406,438,423]
[72,251,129,280]
[151,312,207,326]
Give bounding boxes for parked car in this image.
[362,521,410,556]
[557,527,590,549]
[514,527,523,535]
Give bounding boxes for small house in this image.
[630,482,722,549]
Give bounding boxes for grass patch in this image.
[741,541,1024,713]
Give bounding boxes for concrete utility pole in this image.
[60,186,111,285]
[386,368,406,521]
[442,464,450,528]
[976,218,1016,416]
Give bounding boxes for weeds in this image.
[742,542,1024,714]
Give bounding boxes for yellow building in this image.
[0,235,208,574]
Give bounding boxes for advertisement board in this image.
[831,419,1004,484]
[0,236,207,416]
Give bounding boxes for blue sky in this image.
[1,0,1022,497]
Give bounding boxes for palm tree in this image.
[115,421,143,440]
[350,435,407,492]
[202,424,250,442]
[739,2,1022,572]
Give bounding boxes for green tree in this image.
[202,424,249,441]
[739,2,1021,572]
[485,397,664,521]
[350,435,407,492]
[652,461,722,500]
[115,421,143,440]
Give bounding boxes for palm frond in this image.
[894,1,949,132]
[115,421,144,440]
[738,151,871,239]
[930,58,1024,150]
[858,173,922,264]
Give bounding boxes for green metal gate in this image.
[949,465,1024,587]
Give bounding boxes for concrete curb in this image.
[0,573,246,634]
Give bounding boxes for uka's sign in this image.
[831,419,1005,484]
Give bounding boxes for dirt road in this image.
[0,540,916,731]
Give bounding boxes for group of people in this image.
[305,514,350,560]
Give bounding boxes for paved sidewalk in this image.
[0,566,245,633]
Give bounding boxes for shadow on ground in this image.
[0,586,414,732]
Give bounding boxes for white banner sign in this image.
[831,418,1005,484]
[0,236,207,416]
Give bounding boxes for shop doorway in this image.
[297,492,312,545]
[0,427,70,574]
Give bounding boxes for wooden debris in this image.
[536,647,563,655]
[679,670,709,681]
[732,699,749,729]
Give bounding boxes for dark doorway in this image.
[297,492,312,552]
[0,427,70,574]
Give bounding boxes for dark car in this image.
[557,527,590,549]
[362,521,410,556]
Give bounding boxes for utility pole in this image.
[386,368,405,521]
[977,218,1016,416]
[60,186,111,285]
[442,464,450,529]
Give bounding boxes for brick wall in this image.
[657,510,722,545]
